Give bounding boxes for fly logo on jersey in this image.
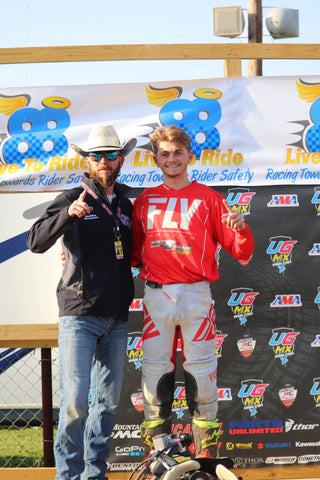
[266,236,297,273]
[310,378,320,407]
[146,197,202,231]
[216,331,228,357]
[314,287,320,310]
[270,294,302,307]
[311,335,320,347]
[127,331,143,370]
[172,381,188,419]
[237,334,256,358]
[311,187,320,215]
[142,305,161,340]
[278,384,297,408]
[226,188,255,216]
[269,328,299,365]
[238,379,269,416]
[267,194,299,207]
[309,243,320,256]
[193,304,216,342]
[228,288,259,325]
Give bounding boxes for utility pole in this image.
[248,0,263,75]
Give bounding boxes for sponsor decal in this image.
[228,288,259,325]
[232,457,264,466]
[172,381,189,419]
[237,334,256,358]
[111,424,141,439]
[130,389,144,413]
[258,442,291,449]
[298,454,320,464]
[127,331,143,370]
[311,334,320,347]
[226,442,253,450]
[226,188,255,216]
[308,243,320,256]
[285,418,320,432]
[218,388,232,401]
[114,445,144,457]
[310,377,320,407]
[278,384,297,407]
[129,299,144,311]
[311,186,320,215]
[266,236,297,273]
[314,287,320,311]
[269,328,299,365]
[215,331,227,357]
[270,294,302,307]
[238,380,269,416]
[229,419,283,435]
[267,194,299,207]
[265,456,296,465]
[109,463,141,471]
[296,441,320,447]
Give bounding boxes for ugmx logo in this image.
[311,187,320,215]
[310,378,320,408]
[269,328,300,366]
[266,236,297,273]
[238,379,269,417]
[226,188,255,216]
[228,288,259,325]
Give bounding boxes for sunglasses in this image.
[89,151,119,162]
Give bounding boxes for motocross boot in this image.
[141,418,172,455]
[192,418,220,459]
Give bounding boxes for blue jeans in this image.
[54,315,128,480]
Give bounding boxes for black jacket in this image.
[27,174,134,320]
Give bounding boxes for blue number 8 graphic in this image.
[159,97,221,158]
[4,105,70,166]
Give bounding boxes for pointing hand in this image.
[221,199,245,231]
[68,189,93,218]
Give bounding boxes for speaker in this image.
[213,6,245,38]
[266,7,299,39]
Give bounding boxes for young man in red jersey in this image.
[131,126,254,473]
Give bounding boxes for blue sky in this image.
[0,0,319,88]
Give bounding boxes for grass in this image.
[0,426,46,467]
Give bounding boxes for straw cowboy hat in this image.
[71,125,137,158]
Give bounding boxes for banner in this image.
[1,75,320,192]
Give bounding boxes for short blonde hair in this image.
[149,125,191,155]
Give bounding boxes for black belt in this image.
[146,280,163,289]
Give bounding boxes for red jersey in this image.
[131,181,254,284]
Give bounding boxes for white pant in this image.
[142,281,218,423]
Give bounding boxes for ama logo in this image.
[228,288,259,325]
[267,194,299,207]
[266,236,297,274]
[269,328,299,366]
[127,331,143,370]
[237,334,256,359]
[311,187,320,216]
[238,379,269,417]
[270,294,302,308]
[309,244,320,256]
[278,384,297,408]
[310,378,320,408]
[226,188,255,216]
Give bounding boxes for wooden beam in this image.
[0,43,320,65]
[0,324,58,348]
[1,465,320,480]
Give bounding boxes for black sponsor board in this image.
[109,185,320,471]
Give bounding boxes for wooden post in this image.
[248,0,263,76]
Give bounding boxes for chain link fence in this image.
[0,347,60,467]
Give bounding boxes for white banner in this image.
[1,75,320,192]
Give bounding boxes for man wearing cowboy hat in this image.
[27,125,137,480]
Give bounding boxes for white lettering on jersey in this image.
[147,197,202,230]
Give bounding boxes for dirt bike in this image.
[128,433,242,480]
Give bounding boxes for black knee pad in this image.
[157,371,175,419]
[184,370,199,416]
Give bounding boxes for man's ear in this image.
[153,155,159,167]
[187,151,193,165]
[119,155,125,168]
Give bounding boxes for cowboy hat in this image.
[71,125,137,158]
